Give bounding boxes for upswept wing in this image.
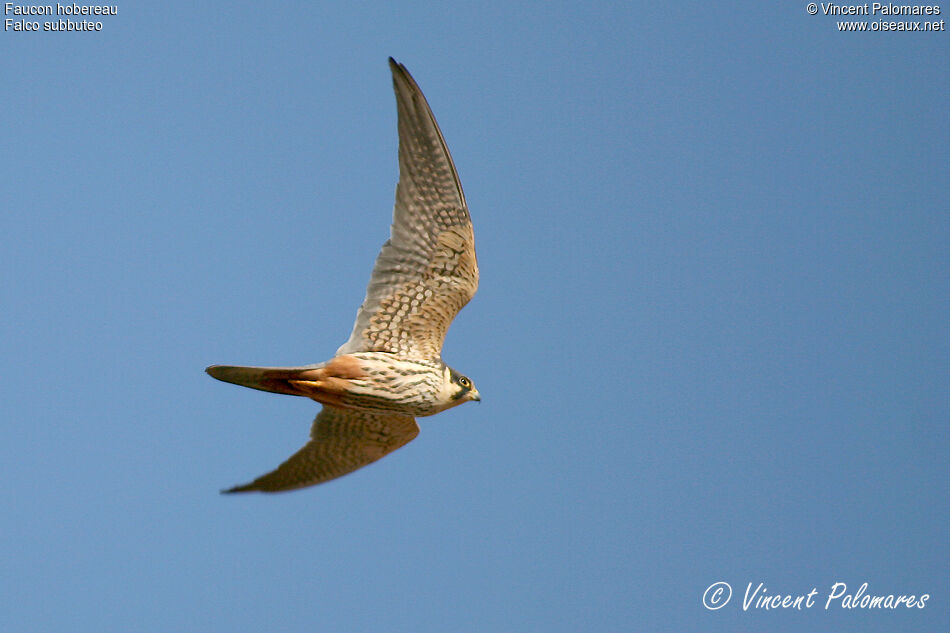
[337,58,478,360]
[224,406,419,493]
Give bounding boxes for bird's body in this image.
[207,58,481,493]
[211,353,474,418]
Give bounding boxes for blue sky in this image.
[2,2,947,631]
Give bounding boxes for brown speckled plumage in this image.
[206,59,480,493]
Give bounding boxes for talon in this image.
[287,379,323,395]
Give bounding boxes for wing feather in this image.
[223,406,419,493]
[337,58,478,360]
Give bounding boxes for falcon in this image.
[207,58,480,493]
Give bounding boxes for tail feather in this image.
[205,363,326,397]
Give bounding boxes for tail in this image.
[205,363,327,397]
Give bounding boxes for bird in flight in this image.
[207,58,480,493]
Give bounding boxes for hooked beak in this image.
[470,388,481,402]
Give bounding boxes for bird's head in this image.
[436,365,480,411]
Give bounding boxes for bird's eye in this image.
[458,376,470,388]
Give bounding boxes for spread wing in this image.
[223,406,419,493]
[337,58,478,360]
